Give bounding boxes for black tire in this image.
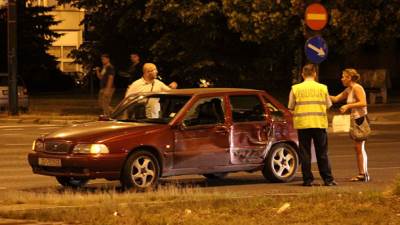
[262,143,299,183]
[203,172,228,179]
[121,151,160,191]
[56,176,89,188]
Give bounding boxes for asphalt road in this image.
[0,122,399,194]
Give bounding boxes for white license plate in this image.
[38,158,61,167]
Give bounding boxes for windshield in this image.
[111,94,191,124]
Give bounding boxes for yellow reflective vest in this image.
[292,80,329,129]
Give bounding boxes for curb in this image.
[0,218,70,225]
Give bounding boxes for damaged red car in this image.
[28,88,299,190]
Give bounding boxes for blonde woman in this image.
[330,69,370,182]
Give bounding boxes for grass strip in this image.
[0,185,399,225]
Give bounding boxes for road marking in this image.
[371,121,400,125]
[38,127,59,130]
[2,128,24,131]
[330,155,353,158]
[0,125,62,129]
[330,141,400,147]
[3,144,32,146]
[369,166,400,170]
[308,166,400,174]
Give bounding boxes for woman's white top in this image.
[346,83,368,119]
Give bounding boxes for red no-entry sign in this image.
[305,3,328,31]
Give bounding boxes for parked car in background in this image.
[0,73,29,112]
[28,88,299,190]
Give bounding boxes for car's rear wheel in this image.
[56,176,89,188]
[262,143,298,182]
[203,172,228,179]
[121,151,160,191]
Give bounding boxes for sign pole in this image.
[7,0,18,115]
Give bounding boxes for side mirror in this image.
[98,115,111,121]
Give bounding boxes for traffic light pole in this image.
[7,0,18,115]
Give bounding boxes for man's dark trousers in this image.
[298,128,334,183]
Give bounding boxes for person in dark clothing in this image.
[127,53,143,82]
[95,54,115,116]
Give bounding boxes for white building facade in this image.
[30,0,84,73]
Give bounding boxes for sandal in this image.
[350,174,370,182]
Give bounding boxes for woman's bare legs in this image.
[354,140,369,181]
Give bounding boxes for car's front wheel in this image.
[121,151,160,191]
[262,143,298,182]
[56,176,89,188]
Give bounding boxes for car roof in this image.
[146,88,264,96]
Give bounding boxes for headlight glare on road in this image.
[73,144,109,154]
[32,140,44,152]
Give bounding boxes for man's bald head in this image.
[142,63,158,82]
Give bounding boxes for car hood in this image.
[44,121,167,142]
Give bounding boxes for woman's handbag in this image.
[350,116,371,141]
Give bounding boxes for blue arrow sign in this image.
[305,36,328,64]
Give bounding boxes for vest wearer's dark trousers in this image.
[297,128,334,183]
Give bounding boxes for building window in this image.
[46,0,58,7]
[63,62,77,72]
[48,46,61,58]
[62,46,76,58]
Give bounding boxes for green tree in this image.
[222,0,400,80]
[0,2,62,90]
[59,0,400,89]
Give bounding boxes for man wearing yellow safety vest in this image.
[288,64,337,186]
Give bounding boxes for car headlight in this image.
[73,144,110,154]
[32,140,44,152]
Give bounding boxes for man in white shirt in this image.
[125,63,177,97]
[125,63,178,118]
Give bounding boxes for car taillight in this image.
[2,90,8,95]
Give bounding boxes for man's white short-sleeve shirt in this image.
[125,78,171,97]
[125,78,171,118]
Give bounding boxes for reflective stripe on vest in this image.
[292,81,328,129]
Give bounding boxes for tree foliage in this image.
[0,2,63,90]
[59,0,400,89]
